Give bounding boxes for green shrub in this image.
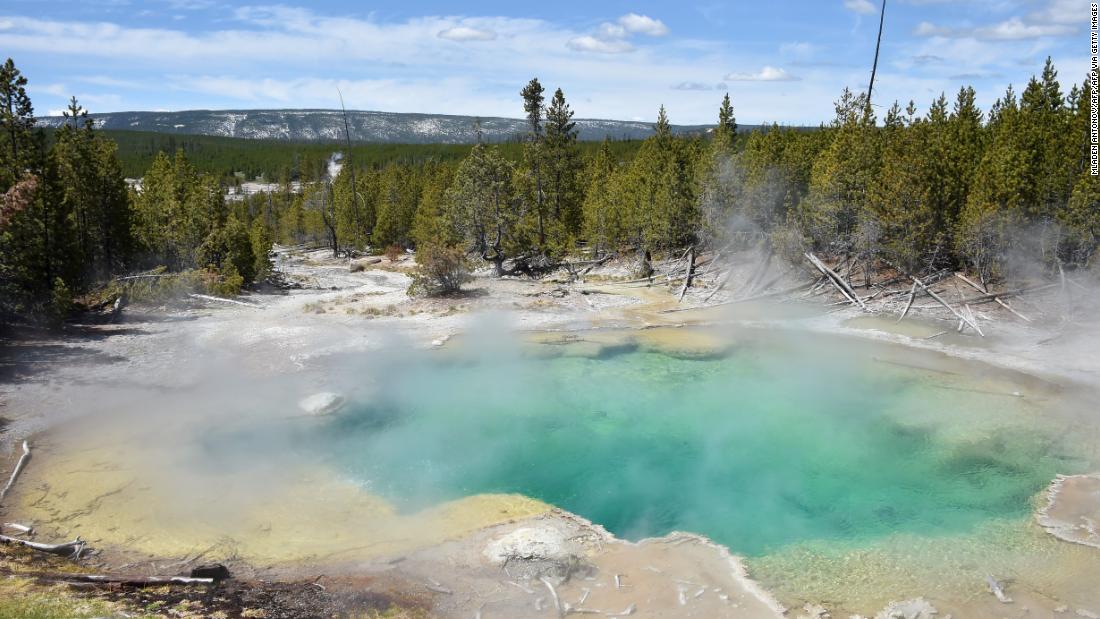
[408,244,472,296]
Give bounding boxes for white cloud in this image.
[913,21,949,37]
[617,13,669,37]
[167,0,216,9]
[4,5,1070,126]
[438,26,497,41]
[566,12,667,54]
[597,22,627,39]
[725,66,800,82]
[843,0,877,15]
[780,41,817,60]
[915,16,1074,40]
[672,81,721,91]
[1029,0,1079,26]
[566,35,634,54]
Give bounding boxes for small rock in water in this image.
[874,598,937,619]
[797,603,830,619]
[298,392,345,416]
[431,334,451,348]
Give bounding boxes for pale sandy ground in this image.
[2,246,1100,619]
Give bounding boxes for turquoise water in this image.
[310,337,1078,556]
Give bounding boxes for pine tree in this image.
[52,97,131,281]
[957,84,1026,283]
[444,143,519,276]
[716,94,737,146]
[654,105,672,142]
[542,88,583,249]
[520,78,547,246]
[801,88,881,255]
[697,97,742,246]
[0,58,38,189]
[581,139,621,254]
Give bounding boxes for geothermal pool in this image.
[22,327,1100,612]
[305,335,1082,558]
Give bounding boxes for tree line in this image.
[310,59,1095,292]
[1,58,273,322]
[2,55,1096,319]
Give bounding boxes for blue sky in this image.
[0,0,1086,125]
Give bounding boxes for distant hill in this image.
[35,109,732,144]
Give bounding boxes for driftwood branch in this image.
[906,273,983,336]
[115,273,177,282]
[0,440,31,504]
[24,571,214,587]
[896,281,918,322]
[661,280,815,313]
[954,273,1031,321]
[188,294,260,308]
[1,523,33,535]
[540,576,563,618]
[985,575,1012,603]
[805,253,867,311]
[0,534,87,558]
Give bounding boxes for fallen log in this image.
[955,283,1058,306]
[805,253,867,311]
[0,523,33,535]
[28,571,214,587]
[661,280,816,313]
[905,273,983,336]
[954,273,1031,322]
[115,273,177,282]
[897,281,918,322]
[0,440,30,504]
[188,294,260,308]
[577,253,614,278]
[0,534,87,558]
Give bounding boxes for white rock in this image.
[298,392,345,416]
[1076,609,1100,619]
[483,526,570,566]
[874,598,937,619]
[797,604,830,619]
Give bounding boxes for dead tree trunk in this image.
[805,253,867,311]
[677,246,697,302]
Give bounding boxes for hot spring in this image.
[301,331,1084,553]
[20,326,1100,612]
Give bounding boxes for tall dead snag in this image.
[805,253,868,311]
[677,246,696,302]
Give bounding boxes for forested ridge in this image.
[1,56,1096,321]
[42,129,646,184]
